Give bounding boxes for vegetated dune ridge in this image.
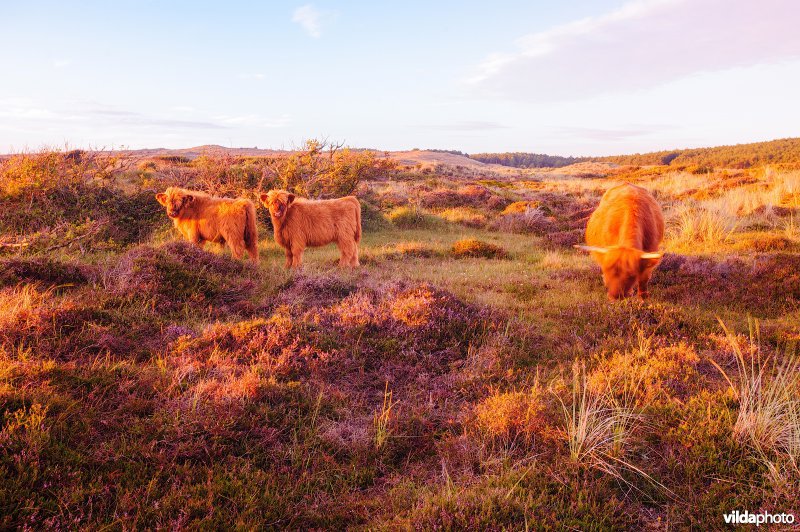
[0,144,799,530]
[0,145,602,176]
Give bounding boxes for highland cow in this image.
[575,183,664,300]
[156,187,259,263]
[259,190,361,268]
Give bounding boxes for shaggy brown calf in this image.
[575,183,664,300]
[156,187,259,263]
[259,190,361,268]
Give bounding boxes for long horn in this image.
[640,251,664,259]
[574,244,609,254]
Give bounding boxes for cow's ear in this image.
[259,193,269,204]
[287,193,296,205]
[156,193,168,206]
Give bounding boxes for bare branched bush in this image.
[269,139,395,199]
[191,152,272,198]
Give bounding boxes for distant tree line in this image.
[423,149,470,157]
[470,138,800,170]
[595,138,800,168]
[469,152,584,168]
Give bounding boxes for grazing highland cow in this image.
[259,190,361,269]
[575,183,664,300]
[156,187,259,263]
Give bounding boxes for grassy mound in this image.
[108,242,261,310]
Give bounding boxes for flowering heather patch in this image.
[274,271,359,309]
[490,206,554,235]
[419,184,505,210]
[108,242,260,309]
[419,188,465,209]
[0,293,158,362]
[0,257,93,288]
[654,252,800,316]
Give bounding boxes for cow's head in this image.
[156,187,195,219]
[259,189,296,220]
[575,245,663,300]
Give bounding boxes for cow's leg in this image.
[246,240,260,264]
[290,246,305,269]
[336,240,350,267]
[284,248,293,269]
[351,243,360,267]
[638,272,653,300]
[228,239,245,260]
[185,228,204,248]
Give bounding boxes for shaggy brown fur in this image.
[578,183,664,300]
[156,187,259,263]
[259,190,361,268]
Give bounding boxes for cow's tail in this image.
[353,198,362,243]
[244,200,260,263]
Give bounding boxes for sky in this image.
[1,0,799,156]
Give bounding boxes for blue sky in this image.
[2,0,799,155]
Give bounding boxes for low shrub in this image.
[359,200,391,232]
[474,387,546,444]
[490,208,553,234]
[437,207,487,228]
[0,257,92,288]
[386,206,430,229]
[451,239,508,259]
[107,242,259,309]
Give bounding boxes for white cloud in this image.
[214,113,292,128]
[53,59,72,69]
[423,121,510,131]
[292,4,324,38]
[467,0,800,101]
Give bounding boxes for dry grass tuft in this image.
[556,363,639,470]
[588,331,699,406]
[386,205,431,229]
[667,205,737,251]
[451,238,508,259]
[712,319,800,483]
[474,386,546,445]
[436,207,487,228]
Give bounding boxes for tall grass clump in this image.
[373,381,397,450]
[712,319,800,486]
[556,363,639,473]
[667,204,737,251]
[553,362,670,496]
